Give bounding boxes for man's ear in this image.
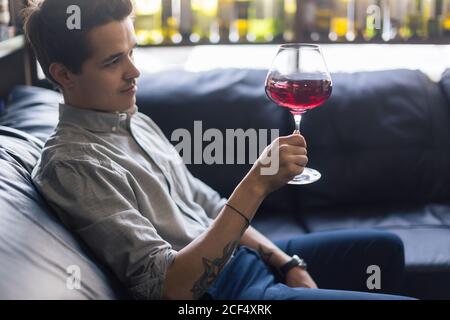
[49,62,76,90]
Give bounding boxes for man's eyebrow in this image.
[101,43,137,64]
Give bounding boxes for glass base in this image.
[287,167,321,185]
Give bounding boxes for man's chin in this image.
[117,95,136,110]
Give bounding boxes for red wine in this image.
[265,76,332,115]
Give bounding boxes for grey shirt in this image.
[31,104,228,299]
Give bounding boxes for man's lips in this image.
[121,84,137,93]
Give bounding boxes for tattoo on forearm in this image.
[191,218,249,299]
[191,239,240,299]
[258,245,274,264]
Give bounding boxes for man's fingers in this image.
[278,134,306,148]
[292,130,307,148]
[280,144,307,156]
[289,155,308,167]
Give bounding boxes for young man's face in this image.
[69,18,140,112]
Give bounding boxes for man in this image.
[26,0,413,300]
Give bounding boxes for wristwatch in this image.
[279,255,307,277]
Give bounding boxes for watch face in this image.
[293,255,307,269]
[280,255,307,276]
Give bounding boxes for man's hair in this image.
[23,0,133,85]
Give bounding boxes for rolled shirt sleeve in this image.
[32,157,177,299]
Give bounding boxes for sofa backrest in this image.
[136,68,450,212]
[2,68,449,214]
[297,69,450,210]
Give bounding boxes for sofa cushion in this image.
[0,126,42,173]
[298,203,450,265]
[298,70,450,210]
[1,85,60,142]
[297,203,450,299]
[0,147,125,299]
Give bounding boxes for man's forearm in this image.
[163,176,266,300]
[239,226,291,270]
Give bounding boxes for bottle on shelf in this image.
[396,0,414,39]
[283,0,297,41]
[163,0,183,44]
[383,0,409,41]
[407,0,427,38]
[420,0,433,38]
[133,0,164,45]
[218,0,234,43]
[426,0,444,38]
[356,0,383,40]
[247,0,276,42]
[190,0,219,43]
[179,0,193,42]
[270,0,285,41]
[299,0,317,41]
[0,0,10,41]
[443,0,450,35]
[306,0,332,41]
[329,0,356,42]
[380,0,403,42]
[230,0,250,42]
[380,0,391,41]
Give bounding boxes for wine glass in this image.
[265,44,332,185]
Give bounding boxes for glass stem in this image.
[294,114,302,133]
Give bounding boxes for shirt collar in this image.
[58,103,138,133]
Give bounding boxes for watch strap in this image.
[279,255,307,277]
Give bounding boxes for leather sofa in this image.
[0,68,449,299]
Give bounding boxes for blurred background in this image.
[128,0,450,81]
[1,0,450,92]
[130,0,450,46]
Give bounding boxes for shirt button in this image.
[112,126,117,132]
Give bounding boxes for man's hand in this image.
[285,267,318,289]
[239,226,318,290]
[244,132,308,198]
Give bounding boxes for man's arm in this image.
[239,226,318,290]
[163,176,266,299]
[163,134,309,299]
[239,226,291,270]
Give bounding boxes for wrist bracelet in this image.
[225,203,251,228]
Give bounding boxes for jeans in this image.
[205,229,416,300]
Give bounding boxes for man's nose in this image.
[125,57,141,80]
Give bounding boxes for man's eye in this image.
[106,58,120,67]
